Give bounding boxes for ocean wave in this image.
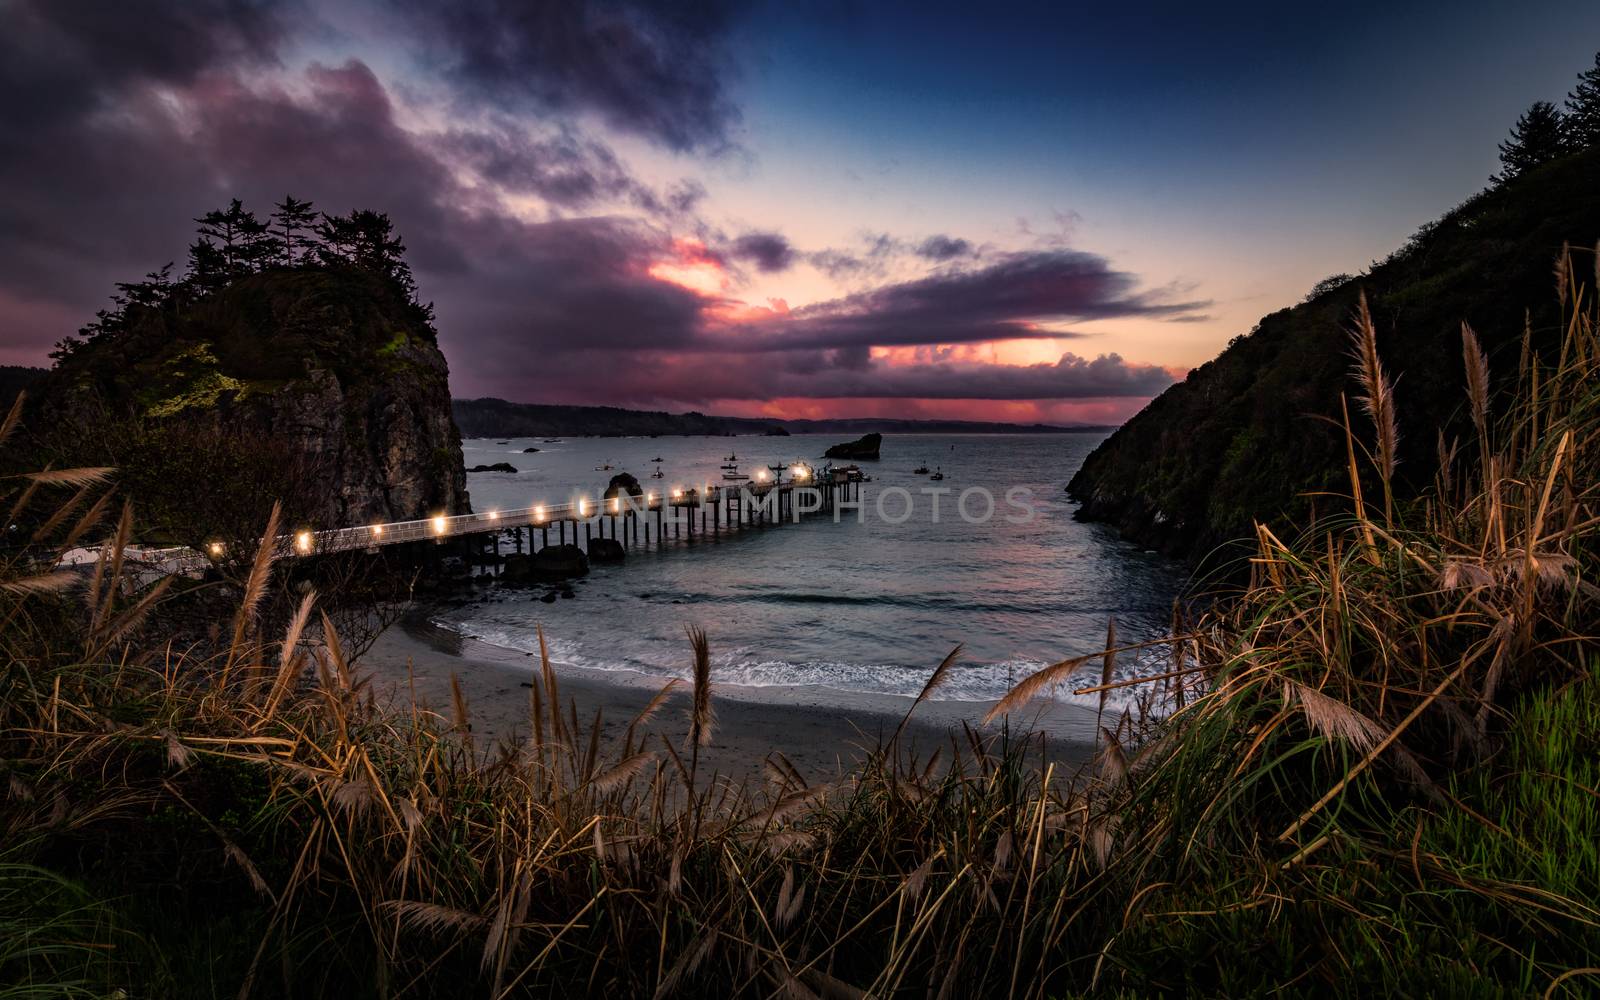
[430,617,1175,712]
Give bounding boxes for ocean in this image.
[437,432,1186,713]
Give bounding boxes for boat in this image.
[650,455,663,462]
[595,461,614,471]
[721,460,749,481]
[651,465,665,479]
[725,452,738,461]
[913,463,930,474]
[930,467,945,481]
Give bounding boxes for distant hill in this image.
[452,397,1110,438]
[1068,146,1600,565]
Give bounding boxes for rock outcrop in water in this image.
[603,472,644,499]
[824,432,881,460]
[468,463,518,474]
[32,266,470,529]
[1069,147,1600,565]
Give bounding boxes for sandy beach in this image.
[359,614,1100,786]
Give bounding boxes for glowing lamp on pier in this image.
[756,469,768,481]
[488,510,499,521]
[431,514,447,535]
[295,530,313,554]
[792,465,808,480]
[646,492,655,504]
[371,524,384,538]
[609,497,618,513]
[533,505,545,523]
[577,498,588,517]
[208,541,224,557]
[671,489,681,500]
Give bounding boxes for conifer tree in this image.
[1493,101,1571,184]
[1564,51,1600,150]
[272,195,318,266]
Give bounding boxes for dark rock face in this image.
[603,472,644,499]
[824,432,881,460]
[531,544,589,580]
[469,462,518,473]
[1068,148,1600,564]
[33,267,469,527]
[588,537,625,563]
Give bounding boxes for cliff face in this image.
[36,266,468,527]
[1069,148,1600,565]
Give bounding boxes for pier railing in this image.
[105,474,861,578]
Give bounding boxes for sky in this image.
[3,1,1600,424]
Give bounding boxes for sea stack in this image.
[823,432,882,460]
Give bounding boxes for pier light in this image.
[533,504,545,523]
[672,488,681,500]
[431,514,447,535]
[488,510,499,521]
[295,530,313,554]
[757,468,768,481]
[792,465,807,480]
[609,497,618,513]
[577,498,588,517]
[371,524,384,538]
[646,491,655,504]
[208,541,224,557]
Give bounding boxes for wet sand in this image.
[360,616,1099,786]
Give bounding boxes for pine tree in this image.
[195,199,278,275]
[317,209,418,300]
[1493,101,1571,184]
[185,236,229,295]
[1565,51,1600,150]
[271,195,318,266]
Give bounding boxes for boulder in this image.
[603,472,644,500]
[468,462,518,473]
[501,553,534,582]
[531,544,588,580]
[588,537,625,563]
[823,432,881,460]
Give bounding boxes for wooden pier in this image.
[110,470,866,577]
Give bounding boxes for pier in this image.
[103,469,866,578]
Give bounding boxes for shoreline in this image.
[361,614,1099,785]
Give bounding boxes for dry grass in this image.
[1,255,1598,997]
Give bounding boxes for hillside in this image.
[31,265,469,537]
[1068,146,1600,565]
[452,397,1107,438]
[0,365,44,408]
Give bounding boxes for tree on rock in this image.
[1493,101,1571,184]
[272,196,318,266]
[195,199,277,275]
[1565,51,1600,150]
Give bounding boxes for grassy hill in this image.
[1068,146,1600,566]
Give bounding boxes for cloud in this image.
[0,1,1195,421]
[726,231,796,273]
[397,0,747,154]
[466,347,1175,409]
[727,250,1208,352]
[915,234,972,261]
